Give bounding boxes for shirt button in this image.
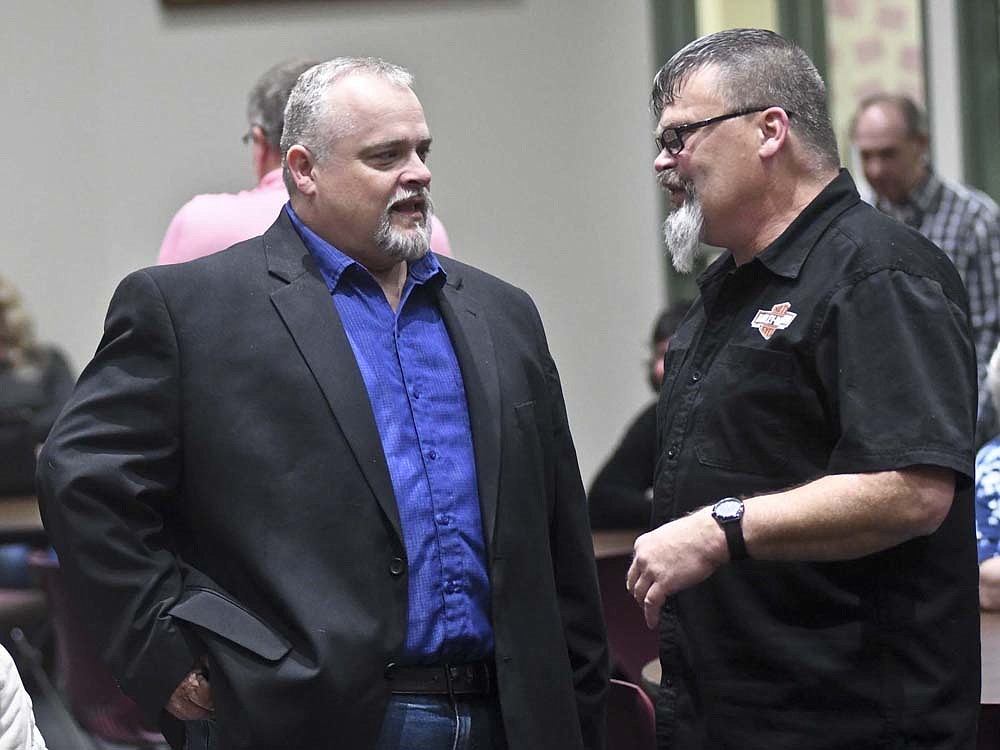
[691,371,702,382]
[413,389,421,399]
[389,557,406,576]
[436,513,450,526]
[428,450,438,460]
[666,446,678,459]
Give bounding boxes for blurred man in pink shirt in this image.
[158,59,453,265]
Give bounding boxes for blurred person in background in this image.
[158,58,453,266]
[588,302,689,529]
[0,275,73,586]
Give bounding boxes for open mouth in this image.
[390,197,426,218]
[663,185,687,208]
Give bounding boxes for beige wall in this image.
[824,0,925,180]
[697,0,777,35]
[1,1,665,484]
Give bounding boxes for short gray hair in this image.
[246,59,318,150]
[281,57,414,194]
[651,28,840,169]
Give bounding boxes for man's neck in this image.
[369,260,409,312]
[254,149,283,183]
[729,168,839,265]
[287,198,410,310]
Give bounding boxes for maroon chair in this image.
[607,678,656,750]
[28,552,167,749]
[595,548,659,685]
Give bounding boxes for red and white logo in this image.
[751,302,797,340]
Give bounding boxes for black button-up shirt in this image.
[655,170,980,749]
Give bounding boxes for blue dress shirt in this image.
[286,206,493,664]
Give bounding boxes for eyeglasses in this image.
[655,106,791,155]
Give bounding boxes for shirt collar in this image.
[698,168,861,287]
[284,204,445,293]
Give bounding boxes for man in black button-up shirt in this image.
[627,29,979,750]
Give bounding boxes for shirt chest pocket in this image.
[693,344,796,475]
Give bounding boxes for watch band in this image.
[711,497,749,561]
[721,519,748,561]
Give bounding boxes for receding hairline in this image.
[326,68,419,105]
[320,71,425,140]
[851,96,926,141]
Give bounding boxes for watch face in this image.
[714,497,744,522]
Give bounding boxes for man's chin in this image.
[389,211,428,229]
[376,231,430,261]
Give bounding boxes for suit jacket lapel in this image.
[262,214,403,542]
[435,270,502,555]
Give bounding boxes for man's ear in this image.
[758,107,791,159]
[285,145,317,196]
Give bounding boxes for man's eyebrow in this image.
[363,136,433,152]
[654,120,686,136]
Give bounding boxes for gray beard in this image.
[374,189,435,262]
[662,190,705,274]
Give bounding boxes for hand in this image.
[166,658,214,720]
[626,508,727,628]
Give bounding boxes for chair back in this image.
[28,552,166,747]
[607,678,656,750]
[596,551,659,683]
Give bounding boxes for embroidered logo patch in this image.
[751,302,797,340]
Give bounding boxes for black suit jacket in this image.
[37,213,608,750]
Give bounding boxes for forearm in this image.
[629,466,956,626]
[743,466,955,561]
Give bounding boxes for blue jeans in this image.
[375,694,507,750]
[184,696,506,750]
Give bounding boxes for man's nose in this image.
[402,153,431,188]
[863,156,883,180]
[654,148,677,173]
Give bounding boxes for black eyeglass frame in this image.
[655,106,792,155]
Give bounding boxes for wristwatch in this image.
[711,497,748,561]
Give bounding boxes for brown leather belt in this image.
[384,661,493,696]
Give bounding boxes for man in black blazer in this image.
[37,58,607,750]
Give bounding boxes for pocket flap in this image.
[169,589,291,661]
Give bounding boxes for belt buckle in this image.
[446,662,489,697]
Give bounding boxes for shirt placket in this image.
[659,271,747,520]
[395,305,468,650]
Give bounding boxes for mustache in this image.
[386,187,434,216]
[656,170,694,195]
